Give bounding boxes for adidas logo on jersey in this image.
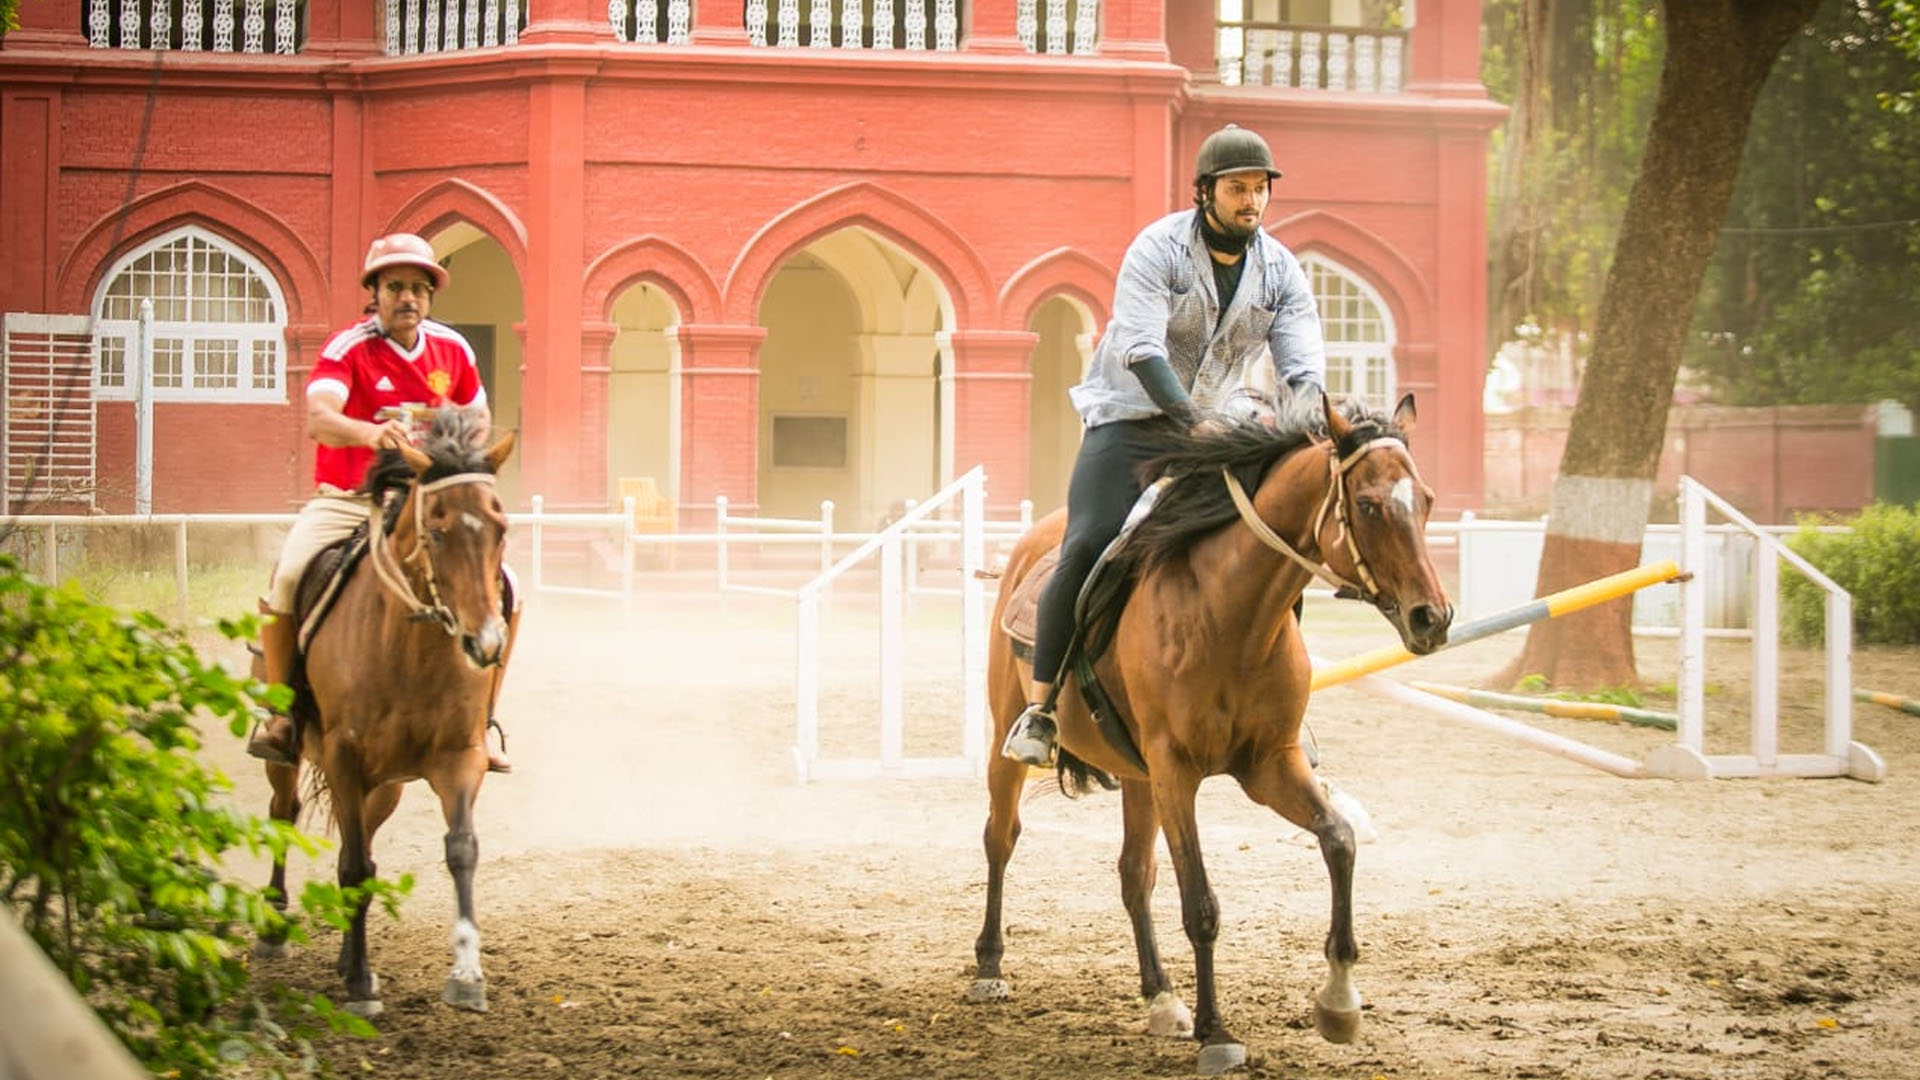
[375,376,395,391]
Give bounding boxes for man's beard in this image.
[1200,205,1256,255]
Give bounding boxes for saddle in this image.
[1000,478,1174,773]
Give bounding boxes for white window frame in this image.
[1302,253,1396,413]
[90,225,289,404]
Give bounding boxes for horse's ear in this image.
[1393,392,1418,434]
[398,441,432,473]
[484,430,517,473]
[1322,386,1350,441]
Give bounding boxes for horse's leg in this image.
[327,773,385,1018]
[254,760,301,958]
[428,763,489,1012]
[1155,768,1246,1074]
[1234,744,1361,1045]
[968,750,1028,1003]
[1120,778,1191,1037]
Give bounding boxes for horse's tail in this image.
[1054,747,1119,799]
[300,760,335,836]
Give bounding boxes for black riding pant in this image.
[1031,418,1166,684]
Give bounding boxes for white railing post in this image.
[794,587,821,782]
[1825,590,1853,759]
[715,494,730,591]
[620,494,636,599]
[902,498,919,593]
[135,299,153,516]
[529,494,545,593]
[174,518,189,623]
[819,500,835,574]
[1678,477,1707,757]
[961,469,987,770]
[1019,498,1033,531]
[879,530,904,769]
[1751,536,1779,768]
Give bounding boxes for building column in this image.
[1097,0,1167,61]
[1432,130,1488,514]
[692,0,750,45]
[946,328,1039,515]
[519,67,599,509]
[6,0,85,47]
[520,0,617,43]
[676,323,766,524]
[580,320,618,507]
[962,0,1025,53]
[1407,0,1485,98]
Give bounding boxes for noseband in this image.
[1220,435,1416,605]
[368,471,500,636]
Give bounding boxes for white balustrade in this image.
[934,0,955,49]
[465,0,480,48]
[809,0,830,45]
[637,0,658,42]
[273,0,294,51]
[384,0,400,53]
[1042,0,1063,52]
[871,0,891,47]
[904,0,924,48]
[746,0,767,44]
[484,0,500,44]
[182,0,203,48]
[1327,31,1349,89]
[1016,0,1034,50]
[149,0,171,48]
[213,0,235,50]
[423,0,440,51]
[89,0,110,46]
[1071,0,1095,54]
[119,0,140,47]
[242,0,264,51]
[840,0,862,48]
[777,0,797,45]
[666,0,688,42]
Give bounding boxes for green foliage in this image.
[1689,2,1920,414]
[0,0,19,33]
[0,555,404,1078]
[1782,503,1920,644]
[1510,672,1644,706]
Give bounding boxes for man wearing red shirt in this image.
[247,233,513,772]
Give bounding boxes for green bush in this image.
[1782,502,1920,645]
[0,555,400,1077]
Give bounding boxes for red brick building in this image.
[1,0,1501,524]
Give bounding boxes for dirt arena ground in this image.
[203,580,1920,1080]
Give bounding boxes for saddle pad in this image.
[999,546,1062,649]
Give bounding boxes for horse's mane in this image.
[357,409,499,533]
[1115,394,1409,578]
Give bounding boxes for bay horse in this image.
[973,391,1452,1073]
[256,409,515,1018]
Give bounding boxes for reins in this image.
[367,471,499,635]
[1220,435,1414,604]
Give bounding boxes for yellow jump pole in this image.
[1854,689,1920,717]
[1310,560,1682,693]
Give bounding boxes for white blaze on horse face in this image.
[460,511,487,534]
[1388,477,1414,518]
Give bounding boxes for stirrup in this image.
[246,712,299,767]
[1000,702,1058,767]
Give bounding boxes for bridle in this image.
[1220,434,1417,606]
[367,471,501,636]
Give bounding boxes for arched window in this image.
[1303,254,1395,412]
[92,226,288,403]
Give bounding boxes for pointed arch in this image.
[1269,209,1431,341]
[998,247,1115,330]
[724,182,992,326]
[385,179,529,285]
[583,235,722,324]
[56,180,326,323]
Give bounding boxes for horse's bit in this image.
[368,471,500,635]
[1220,436,1418,606]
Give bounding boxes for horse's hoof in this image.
[345,998,384,1020]
[252,938,288,960]
[1195,1041,1247,1075]
[1146,991,1193,1037]
[965,978,1011,1003]
[443,977,488,1013]
[1313,1002,1362,1044]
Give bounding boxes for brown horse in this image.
[255,409,516,1018]
[972,392,1451,1073]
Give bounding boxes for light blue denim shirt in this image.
[1069,209,1326,427]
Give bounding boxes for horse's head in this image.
[1317,392,1452,654]
[393,412,518,668]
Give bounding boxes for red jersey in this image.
[306,317,486,491]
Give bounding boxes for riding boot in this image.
[481,602,520,774]
[1001,680,1058,767]
[245,605,301,766]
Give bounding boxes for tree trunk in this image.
[1496,0,1823,691]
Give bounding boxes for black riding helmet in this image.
[1194,124,1283,184]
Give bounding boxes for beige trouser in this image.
[266,488,373,612]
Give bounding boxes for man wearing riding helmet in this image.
[1001,123,1327,767]
[246,232,514,773]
